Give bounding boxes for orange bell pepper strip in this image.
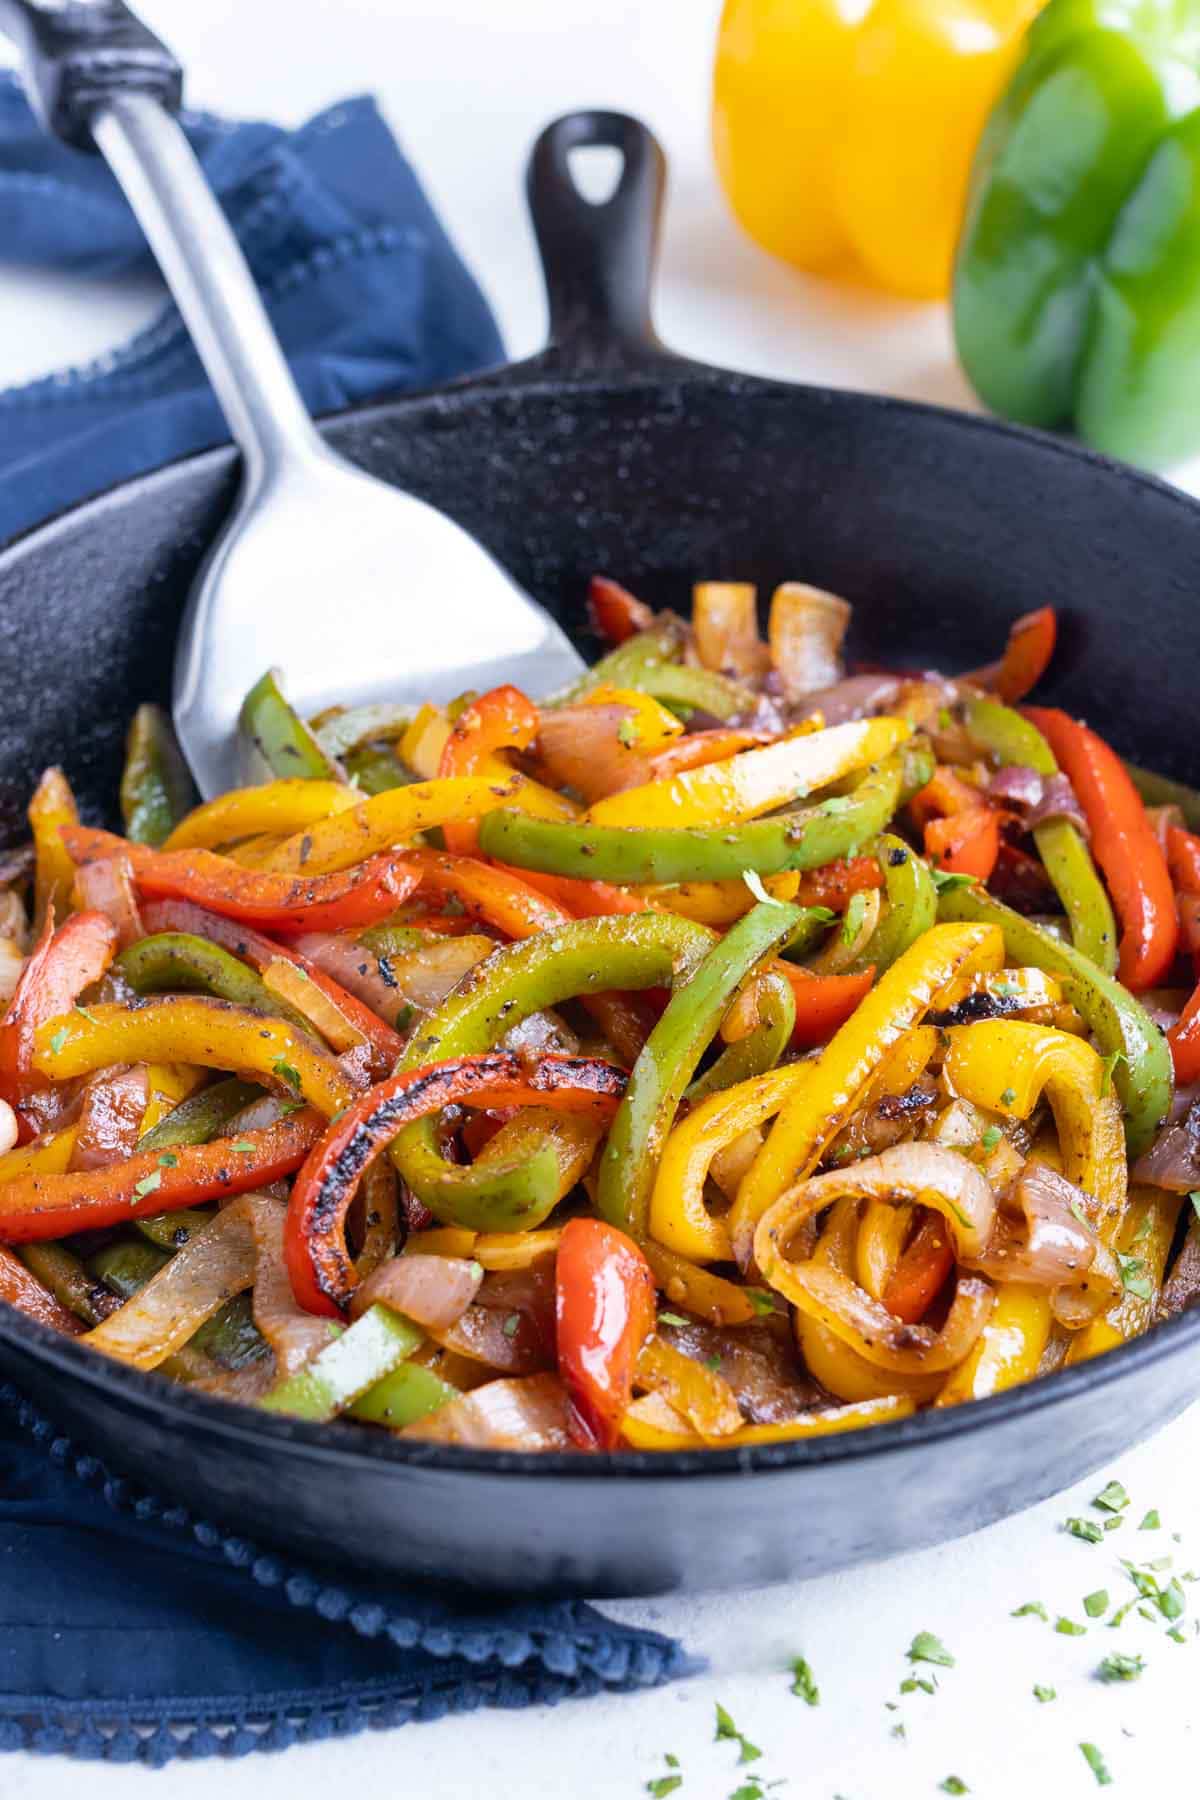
[0,908,118,1106]
[881,1213,954,1323]
[1164,826,1200,1081]
[924,808,1001,880]
[0,1242,84,1332]
[793,856,885,909]
[555,1216,656,1450]
[1167,824,1200,898]
[1025,708,1178,990]
[1168,984,1200,1084]
[0,1112,323,1244]
[588,575,655,646]
[286,1052,628,1315]
[28,766,80,928]
[965,606,1057,703]
[438,684,541,856]
[60,826,420,934]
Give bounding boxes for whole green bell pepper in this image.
[954,0,1200,469]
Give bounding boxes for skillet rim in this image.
[1,358,1198,1480]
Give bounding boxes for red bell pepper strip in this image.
[0,1112,322,1244]
[0,1243,84,1333]
[793,856,885,910]
[286,1054,629,1315]
[881,1214,954,1324]
[60,826,419,933]
[1168,982,1200,1084]
[1025,709,1178,991]
[138,898,404,1069]
[965,606,1057,703]
[555,1216,656,1450]
[909,765,986,831]
[1166,829,1200,1080]
[924,808,1001,880]
[438,684,540,855]
[0,909,117,1106]
[588,575,655,646]
[1167,824,1200,898]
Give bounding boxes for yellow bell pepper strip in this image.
[620,1387,915,1449]
[163,780,358,852]
[400,704,453,779]
[478,750,908,885]
[239,668,342,782]
[712,0,1040,300]
[587,717,911,831]
[583,684,684,750]
[32,997,357,1120]
[643,872,800,927]
[853,835,937,973]
[260,1304,423,1420]
[685,969,795,1103]
[438,684,576,857]
[258,774,560,877]
[597,900,806,1239]
[120,704,197,847]
[0,1123,78,1179]
[936,883,1172,1157]
[1065,1186,1183,1365]
[138,1062,206,1138]
[732,922,1002,1263]
[651,1063,812,1263]
[856,1202,912,1304]
[964,695,1117,973]
[935,1283,1053,1405]
[641,1239,768,1326]
[28,765,79,928]
[634,1335,744,1440]
[472,1229,563,1272]
[944,1019,1127,1241]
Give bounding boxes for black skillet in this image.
[0,33,1198,1597]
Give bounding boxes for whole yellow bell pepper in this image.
[712,0,1042,299]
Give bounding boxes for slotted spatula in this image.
[0,0,589,797]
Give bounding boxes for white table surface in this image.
[2,2,1199,1794]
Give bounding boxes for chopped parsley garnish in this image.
[1093,1481,1129,1513]
[704,1354,723,1373]
[939,1781,968,1796]
[1139,1509,1161,1531]
[899,1675,936,1695]
[1098,1652,1144,1683]
[937,708,953,731]
[74,1004,98,1025]
[501,1313,521,1339]
[394,1003,415,1033]
[999,1087,1016,1106]
[1115,1252,1152,1299]
[157,1152,178,1169]
[645,1771,681,1798]
[841,891,868,944]
[746,1289,776,1316]
[617,714,640,749]
[742,869,782,907]
[1084,1590,1109,1618]
[131,1170,161,1201]
[47,1026,69,1057]
[788,1655,819,1706]
[1161,1578,1186,1620]
[1012,1600,1048,1620]
[1080,1743,1112,1787]
[1099,1049,1126,1096]
[271,1057,302,1093]
[1103,1516,1125,1533]
[277,1098,306,1116]
[907,1631,955,1667]
[1168,1626,1188,1643]
[658,1312,689,1328]
[714,1703,760,1765]
[980,1125,1002,1153]
[930,869,976,893]
[228,1140,255,1154]
[1191,1190,1200,1224]
[1066,1516,1104,1544]
[1055,1617,1087,1636]
[1033,1685,1056,1703]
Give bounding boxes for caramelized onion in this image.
[69,1063,148,1170]
[403,1371,574,1449]
[1133,1101,1200,1192]
[248,1196,330,1379]
[431,1259,557,1374]
[75,854,144,949]
[796,674,901,725]
[536,704,654,801]
[1159,1213,1200,1317]
[988,765,1044,809]
[1028,773,1089,839]
[350,1252,482,1329]
[768,583,851,703]
[692,582,770,677]
[966,1162,1119,1326]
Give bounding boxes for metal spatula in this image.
[0,0,587,798]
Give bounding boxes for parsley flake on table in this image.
[1139,1510,1161,1531]
[939,1780,969,1796]
[1012,1601,1048,1620]
[1055,1617,1087,1636]
[714,1704,761,1765]
[1098,1651,1144,1682]
[1160,1577,1186,1620]
[1084,1590,1109,1618]
[1093,1480,1129,1513]
[907,1631,955,1667]
[1080,1743,1113,1787]
[645,1752,682,1800]
[788,1655,819,1706]
[1033,1684,1056,1703]
[1066,1516,1104,1544]
[899,1675,936,1695]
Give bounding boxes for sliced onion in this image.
[988,765,1044,809]
[692,582,770,677]
[657,1317,822,1424]
[263,956,366,1053]
[778,1257,993,1375]
[1028,773,1089,838]
[501,1007,580,1063]
[1133,1101,1200,1192]
[431,1259,557,1374]
[75,854,144,949]
[402,1372,575,1449]
[69,1063,148,1170]
[284,932,405,1023]
[0,1098,17,1157]
[350,1253,482,1329]
[794,674,901,726]
[385,937,495,1013]
[0,937,27,1004]
[248,1195,331,1379]
[1160,1214,1200,1317]
[536,704,654,801]
[966,1162,1118,1326]
[768,583,851,703]
[634,1333,743,1439]
[766,1142,995,1260]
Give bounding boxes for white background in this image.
[2,2,1200,1795]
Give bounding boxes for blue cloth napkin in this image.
[0,84,690,1760]
[0,75,505,543]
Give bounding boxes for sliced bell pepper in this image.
[120,704,197,847]
[881,1215,954,1325]
[553,618,686,705]
[33,997,356,1120]
[28,766,79,928]
[587,717,911,831]
[348,1359,460,1430]
[1167,823,1200,897]
[137,1076,263,1153]
[0,1111,321,1243]
[239,668,342,782]
[0,908,117,1105]
[61,826,420,933]
[596,900,804,1239]
[732,922,1003,1262]
[964,696,1117,974]
[0,1241,84,1332]
[437,685,575,857]
[853,835,937,974]
[642,872,800,928]
[964,607,1057,703]
[935,1283,1052,1405]
[620,1389,915,1448]
[635,728,774,785]
[936,882,1172,1156]
[1024,707,1177,989]
[478,750,907,884]
[685,968,795,1103]
[117,931,308,1030]
[287,1053,628,1314]
[556,1216,656,1450]
[587,575,655,646]
[925,807,1000,880]
[259,1304,422,1419]
[163,779,358,852]
[583,684,685,752]
[1065,1185,1182,1365]
[793,856,884,910]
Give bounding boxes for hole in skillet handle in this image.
[525,109,670,375]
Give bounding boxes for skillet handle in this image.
[526,111,667,372]
[0,0,181,148]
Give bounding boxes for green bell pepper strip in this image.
[685,968,796,1102]
[964,696,1117,974]
[239,668,343,782]
[136,1208,216,1251]
[259,1304,423,1420]
[18,1241,116,1326]
[357,921,445,958]
[477,753,906,885]
[120,704,197,847]
[1126,761,1200,832]
[117,932,315,1038]
[953,0,1200,469]
[853,834,938,974]
[629,661,756,721]
[938,882,1172,1155]
[86,1237,268,1371]
[342,745,413,794]
[348,1360,459,1429]
[597,900,804,1238]
[391,913,712,1226]
[550,619,685,704]
[315,704,413,759]
[136,1077,265,1154]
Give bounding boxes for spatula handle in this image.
[0,0,180,146]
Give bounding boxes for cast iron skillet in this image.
[0,112,1197,1597]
